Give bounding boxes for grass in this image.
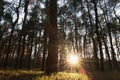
[34,72,88,80]
[0,69,120,80]
[0,69,88,80]
[0,69,42,80]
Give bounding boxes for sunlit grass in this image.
[0,69,42,75]
[34,72,88,80]
[0,69,120,80]
[0,69,89,80]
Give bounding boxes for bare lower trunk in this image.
[46,0,58,73]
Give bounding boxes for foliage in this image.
[0,70,120,80]
[0,69,43,80]
[0,70,88,80]
[34,72,88,80]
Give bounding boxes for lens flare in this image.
[68,54,79,65]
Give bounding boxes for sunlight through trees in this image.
[0,0,120,74]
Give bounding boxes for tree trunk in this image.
[27,38,33,69]
[14,36,22,69]
[86,0,99,70]
[42,25,47,70]
[19,35,26,68]
[42,0,49,71]
[108,26,118,70]
[46,0,58,73]
[93,0,104,71]
[114,34,120,60]
[17,0,29,69]
[3,0,21,68]
[101,35,112,70]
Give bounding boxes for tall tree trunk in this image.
[93,0,104,71]
[19,35,26,68]
[108,26,118,69]
[99,1,113,70]
[16,0,29,69]
[74,4,78,52]
[33,36,37,68]
[42,0,48,71]
[0,41,6,66]
[42,24,47,70]
[14,36,22,69]
[83,35,87,58]
[0,41,5,61]
[114,34,120,60]
[3,0,21,68]
[101,35,112,70]
[46,0,58,73]
[27,38,33,69]
[86,0,99,70]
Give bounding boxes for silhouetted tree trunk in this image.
[101,35,112,70]
[46,0,58,73]
[108,26,118,69]
[14,35,22,69]
[3,0,21,68]
[73,2,79,52]
[93,0,104,71]
[0,41,6,66]
[17,0,29,69]
[0,0,4,20]
[86,0,99,69]
[27,37,33,69]
[83,35,87,58]
[42,0,48,71]
[99,2,114,70]
[19,35,26,68]
[114,34,120,60]
[33,35,38,68]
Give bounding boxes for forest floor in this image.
[0,69,120,80]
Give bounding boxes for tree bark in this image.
[46,0,58,73]
[86,0,99,70]
[42,0,49,71]
[3,0,21,68]
[93,0,104,71]
[108,26,118,69]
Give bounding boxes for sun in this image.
[68,54,79,65]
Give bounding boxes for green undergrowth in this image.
[0,69,42,80]
[0,69,120,80]
[34,72,88,80]
[0,70,88,80]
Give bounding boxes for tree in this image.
[85,0,99,69]
[93,0,104,71]
[46,0,58,73]
[3,0,21,68]
[0,0,4,21]
[15,0,30,69]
